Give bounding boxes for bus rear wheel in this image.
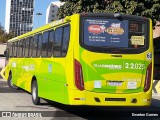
[31,80,40,105]
[7,74,18,89]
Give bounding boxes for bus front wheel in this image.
[31,80,40,105]
[7,74,18,89]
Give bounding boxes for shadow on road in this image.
[41,98,160,120]
[0,80,24,93]
[1,79,160,119]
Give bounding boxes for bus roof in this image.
[8,15,72,42]
[80,12,149,20]
[8,13,150,43]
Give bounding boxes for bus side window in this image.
[12,43,15,57]
[9,43,12,58]
[22,39,26,58]
[10,43,12,58]
[37,34,43,57]
[16,41,19,58]
[42,31,49,57]
[29,37,33,57]
[19,40,23,58]
[15,41,18,58]
[16,41,19,57]
[12,42,15,58]
[32,35,38,58]
[16,42,18,57]
[54,27,62,57]
[15,42,17,57]
[25,38,29,58]
[48,30,54,57]
[62,25,70,57]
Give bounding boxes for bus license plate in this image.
[108,82,122,86]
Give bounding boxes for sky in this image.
[0,0,58,30]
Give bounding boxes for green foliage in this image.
[58,0,160,25]
[0,23,15,43]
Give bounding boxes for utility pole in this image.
[36,13,42,28]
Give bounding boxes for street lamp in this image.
[36,12,42,28]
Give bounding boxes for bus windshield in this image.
[83,18,147,50]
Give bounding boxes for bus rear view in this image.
[73,13,153,106]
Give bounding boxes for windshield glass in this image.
[83,18,146,49]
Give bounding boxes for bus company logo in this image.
[22,65,35,71]
[106,23,124,35]
[93,64,122,70]
[12,63,16,68]
[88,25,106,34]
[111,23,121,28]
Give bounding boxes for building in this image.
[46,1,64,24]
[5,0,34,36]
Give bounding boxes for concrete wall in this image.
[0,44,6,79]
[0,58,5,68]
[0,43,7,55]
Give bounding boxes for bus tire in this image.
[7,74,18,89]
[31,80,40,105]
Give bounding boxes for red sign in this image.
[88,25,104,34]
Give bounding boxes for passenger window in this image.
[22,39,26,57]
[62,26,70,57]
[25,38,30,57]
[32,35,38,58]
[37,34,42,57]
[54,27,62,57]
[14,42,18,57]
[19,40,23,57]
[29,37,33,57]
[42,31,49,57]
[12,42,16,57]
[16,41,20,57]
[48,30,54,57]
[10,43,13,57]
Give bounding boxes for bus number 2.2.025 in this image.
[125,63,145,70]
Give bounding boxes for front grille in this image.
[105,98,126,101]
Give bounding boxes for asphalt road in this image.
[0,79,160,120]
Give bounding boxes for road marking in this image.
[0,79,6,81]
[0,67,5,80]
[153,80,159,93]
[152,80,160,94]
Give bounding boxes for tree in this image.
[0,23,15,43]
[57,0,160,25]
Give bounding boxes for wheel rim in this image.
[32,84,36,100]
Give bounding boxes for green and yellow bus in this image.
[4,13,153,106]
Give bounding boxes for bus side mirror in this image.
[4,50,7,57]
[4,50,9,58]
